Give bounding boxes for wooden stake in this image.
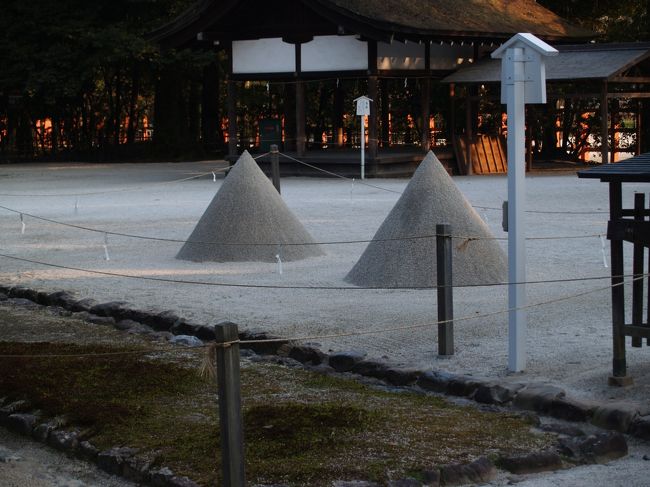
[436,223,454,355]
[215,322,246,486]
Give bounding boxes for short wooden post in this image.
[436,223,454,355]
[270,144,280,194]
[632,192,645,347]
[214,322,246,486]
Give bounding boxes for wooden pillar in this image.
[608,181,629,384]
[465,88,473,173]
[295,80,306,157]
[368,75,378,160]
[526,108,533,172]
[637,100,642,155]
[334,80,345,147]
[610,97,618,163]
[201,61,220,152]
[367,39,378,161]
[295,42,305,157]
[380,78,390,148]
[227,80,238,159]
[601,82,609,164]
[421,77,431,152]
[283,83,296,151]
[632,193,645,348]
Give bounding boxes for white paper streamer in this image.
[103,233,111,261]
[20,213,25,234]
[275,249,283,275]
[600,235,608,268]
[212,172,216,182]
[404,78,408,88]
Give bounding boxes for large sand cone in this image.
[345,151,506,287]
[177,151,324,262]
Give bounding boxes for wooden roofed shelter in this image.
[150,0,588,177]
[444,43,650,174]
[578,153,650,385]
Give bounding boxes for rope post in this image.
[270,144,281,194]
[214,322,246,487]
[436,223,454,355]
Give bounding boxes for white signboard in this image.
[233,38,295,74]
[301,35,368,72]
[355,96,371,116]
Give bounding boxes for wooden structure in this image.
[456,135,507,174]
[151,0,588,177]
[445,43,650,173]
[578,153,650,385]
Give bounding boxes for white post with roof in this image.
[354,95,372,179]
[491,34,558,372]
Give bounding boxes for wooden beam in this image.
[607,219,650,245]
[610,76,650,83]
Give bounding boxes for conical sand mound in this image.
[345,151,506,287]
[177,151,324,263]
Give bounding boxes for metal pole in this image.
[270,144,280,194]
[361,115,366,179]
[507,47,527,372]
[436,223,454,355]
[214,322,246,486]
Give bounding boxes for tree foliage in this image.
[0,0,207,160]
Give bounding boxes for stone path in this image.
[0,427,134,487]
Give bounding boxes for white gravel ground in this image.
[1,159,650,486]
[0,160,649,407]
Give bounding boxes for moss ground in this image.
[0,305,553,486]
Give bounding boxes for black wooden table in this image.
[578,153,650,385]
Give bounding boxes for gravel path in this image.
[0,160,649,407]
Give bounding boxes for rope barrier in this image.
[2,273,645,359]
[277,151,403,194]
[0,150,609,218]
[277,152,612,216]
[0,250,635,290]
[473,205,609,215]
[0,204,605,245]
[0,165,232,198]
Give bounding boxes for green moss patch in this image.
[0,341,553,486]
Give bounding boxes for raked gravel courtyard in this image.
[1,159,649,406]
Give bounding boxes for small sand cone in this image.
[345,151,506,287]
[177,151,324,263]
